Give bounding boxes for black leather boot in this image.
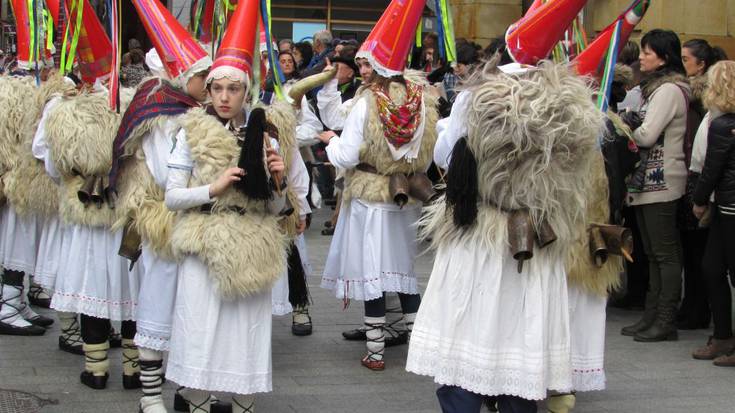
[635,307,678,342]
[621,310,656,336]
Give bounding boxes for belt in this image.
[199,203,247,215]
[356,163,379,174]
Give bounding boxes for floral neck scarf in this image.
[373,81,423,148]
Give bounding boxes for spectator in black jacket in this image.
[691,60,735,366]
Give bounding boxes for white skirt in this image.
[320,198,421,301]
[34,216,65,289]
[167,255,272,395]
[406,239,573,401]
[0,205,39,274]
[568,284,607,392]
[134,245,179,352]
[50,225,139,321]
[272,234,312,316]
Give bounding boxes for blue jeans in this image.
[436,386,537,413]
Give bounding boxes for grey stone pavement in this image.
[1,207,734,413]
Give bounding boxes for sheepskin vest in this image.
[113,115,178,258]
[45,90,132,227]
[257,100,301,239]
[565,151,622,297]
[170,108,288,299]
[4,75,75,218]
[343,81,438,204]
[0,76,35,203]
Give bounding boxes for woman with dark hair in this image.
[676,39,727,331]
[265,51,301,92]
[691,60,735,366]
[620,29,690,343]
[292,42,314,73]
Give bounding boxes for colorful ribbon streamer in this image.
[596,19,623,112]
[260,0,285,100]
[108,0,121,111]
[434,0,456,63]
[60,0,84,76]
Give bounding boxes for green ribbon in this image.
[60,0,84,75]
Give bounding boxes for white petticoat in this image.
[134,245,178,352]
[320,198,421,301]
[568,284,607,392]
[33,216,65,289]
[0,205,39,274]
[272,234,312,316]
[406,239,573,401]
[50,225,139,321]
[167,255,272,395]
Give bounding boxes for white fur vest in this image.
[343,78,438,204]
[169,108,288,299]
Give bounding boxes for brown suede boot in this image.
[713,350,735,367]
[692,337,735,360]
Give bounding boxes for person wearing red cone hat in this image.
[405,55,606,412]
[161,0,289,411]
[0,0,56,338]
[39,0,142,392]
[505,0,589,65]
[108,0,213,411]
[318,0,439,371]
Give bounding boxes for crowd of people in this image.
[0,0,734,413]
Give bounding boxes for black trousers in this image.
[623,207,649,304]
[1,269,24,286]
[80,315,136,345]
[679,228,710,323]
[701,209,735,339]
[436,386,537,413]
[364,292,420,318]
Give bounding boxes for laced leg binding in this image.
[403,312,416,340]
[0,283,32,328]
[232,395,255,413]
[361,316,385,370]
[186,389,211,413]
[60,314,82,343]
[292,305,312,326]
[123,339,140,376]
[84,342,110,376]
[139,357,166,413]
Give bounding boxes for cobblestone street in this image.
[1,208,733,413]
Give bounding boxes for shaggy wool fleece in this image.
[565,151,622,297]
[0,76,35,176]
[423,62,603,260]
[171,108,288,298]
[343,71,439,204]
[4,74,75,217]
[113,116,177,258]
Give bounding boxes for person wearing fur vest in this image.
[0,0,59,337]
[318,0,439,371]
[406,60,604,413]
[620,29,691,343]
[108,1,213,412]
[39,0,142,392]
[161,1,292,411]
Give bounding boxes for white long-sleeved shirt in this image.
[142,117,180,189]
[433,90,470,169]
[324,97,367,170]
[32,95,63,182]
[316,78,353,131]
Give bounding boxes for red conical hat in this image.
[207,0,259,84]
[356,0,426,77]
[505,0,588,65]
[46,0,61,27]
[10,0,32,69]
[573,0,651,77]
[526,0,544,15]
[64,0,112,84]
[132,0,211,86]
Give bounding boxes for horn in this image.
[408,173,439,204]
[77,176,96,205]
[508,210,534,273]
[287,66,337,107]
[389,173,410,208]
